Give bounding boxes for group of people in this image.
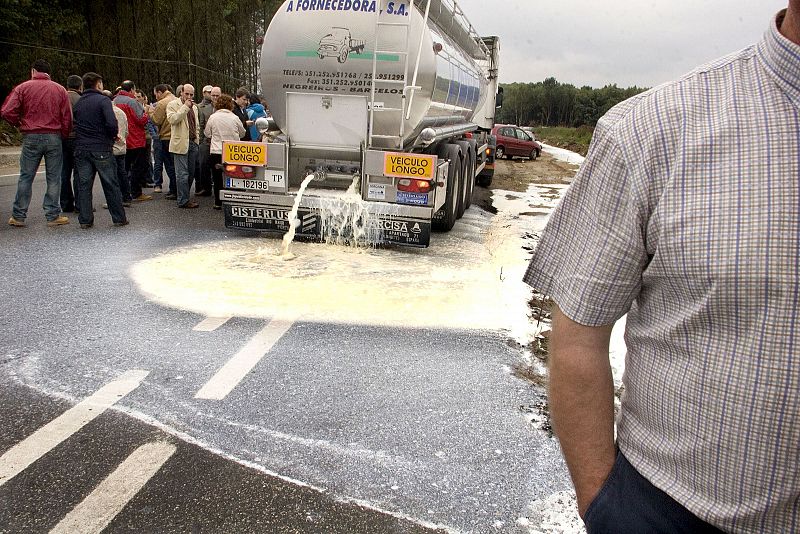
[0,59,269,227]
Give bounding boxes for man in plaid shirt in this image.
[525,4,800,533]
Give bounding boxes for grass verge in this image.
[533,126,594,156]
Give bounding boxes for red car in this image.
[491,125,542,161]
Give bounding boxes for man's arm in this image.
[548,304,617,517]
[166,101,188,125]
[1,87,22,127]
[59,89,72,139]
[152,100,167,127]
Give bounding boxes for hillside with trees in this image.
[0,0,283,99]
[497,77,648,129]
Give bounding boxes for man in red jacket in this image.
[113,80,152,203]
[1,59,72,227]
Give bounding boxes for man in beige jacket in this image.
[166,84,200,209]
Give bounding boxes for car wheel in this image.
[495,146,505,160]
[529,149,537,161]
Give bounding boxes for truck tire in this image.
[477,174,493,187]
[338,49,349,63]
[465,138,477,209]
[454,140,472,218]
[432,143,462,232]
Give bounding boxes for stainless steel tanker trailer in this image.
[221,0,501,247]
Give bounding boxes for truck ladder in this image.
[367,0,428,150]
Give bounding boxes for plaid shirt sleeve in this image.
[523,112,650,326]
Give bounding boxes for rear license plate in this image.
[225,177,270,191]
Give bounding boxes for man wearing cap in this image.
[195,84,215,196]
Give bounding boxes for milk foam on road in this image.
[130,205,546,340]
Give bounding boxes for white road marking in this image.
[193,316,232,332]
[0,370,149,487]
[49,441,176,534]
[195,317,296,400]
[0,170,44,179]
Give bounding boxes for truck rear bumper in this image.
[221,190,434,248]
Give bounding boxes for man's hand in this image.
[548,305,617,517]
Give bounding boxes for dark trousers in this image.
[74,149,126,225]
[210,153,223,207]
[125,147,148,199]
[115,154,131,202]
[198,141,212,192]
[60,138,78,212]
[157,140,177,194]
[584,452,726,534]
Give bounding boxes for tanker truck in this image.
[221,0,501,247]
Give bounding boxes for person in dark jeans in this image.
[60,74,82,212]
[72,72,127,228]
[1,59,72,227]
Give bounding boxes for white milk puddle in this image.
[130,218,531,338]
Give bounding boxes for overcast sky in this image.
[455,0,788,88]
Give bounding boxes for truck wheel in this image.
[465,139,477,210]
[454,140,472,218]
[338,49,349,63]
[432,144,462,232]
[477,174,493,187]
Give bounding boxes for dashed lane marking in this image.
[0,370,149,487]
[49,441,177,534]
[193,316,232,332]
[194,317,296,401]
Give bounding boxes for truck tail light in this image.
[397,179,432,193]
[224,164,256,179]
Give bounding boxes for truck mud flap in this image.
[224,204,431,248]
[224,204,319,237]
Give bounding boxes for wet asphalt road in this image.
[0,171,573,533]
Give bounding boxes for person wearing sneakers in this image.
[1,59,72,227]
[113,80,152,204]
[166,83,201,209]
[72,72,128,229]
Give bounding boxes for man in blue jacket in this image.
[73,72,128,228]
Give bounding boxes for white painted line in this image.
[195,318,295,400]
[193,316,232,332]
[0,170,45,179]
[49,441,176,534]
[0,370,149,487]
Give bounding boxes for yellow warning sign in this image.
[383,153,437,180]
[222,141,267,166]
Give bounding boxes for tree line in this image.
[497,77,648,128]
[0,0,284,100]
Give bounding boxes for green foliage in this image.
[0,0,284,102]
[533,126,595,156]
[497,78,648,129]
